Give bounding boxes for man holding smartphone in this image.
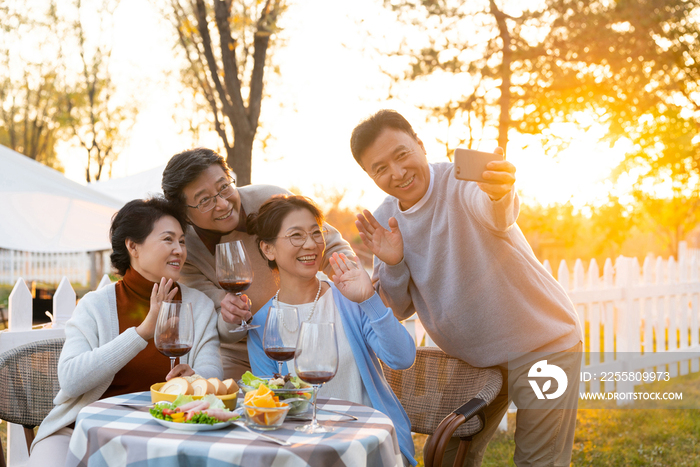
[351,109,582,467]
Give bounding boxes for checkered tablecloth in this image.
[65,391,403,467]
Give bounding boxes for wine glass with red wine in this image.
[154,301,194,372]
[216,240,258,332]
[263,306,299,375]
[294,322,338,433]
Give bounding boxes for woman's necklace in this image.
[274,279,323,333]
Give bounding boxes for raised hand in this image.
[220,293,252,325]
[477,147,516,201]
[355,210,404,266]
[137,277,178,340]
[330,252,374,304]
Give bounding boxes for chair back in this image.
[0,338,65,427]
[381,346,502,437]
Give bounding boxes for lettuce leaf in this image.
[172,395,194,407]
[241,371,264,389]
[201,394,226,410]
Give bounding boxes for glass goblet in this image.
[263,305,299,375]
[294,322,338,433]
[154,301,194,371]
[216,240,258,332]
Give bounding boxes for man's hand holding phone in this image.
[454,147,516,200]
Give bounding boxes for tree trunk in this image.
[227,132,254,187]
[490,0,512,153]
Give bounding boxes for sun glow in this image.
[506,122,633,209]
[50,0,635,217]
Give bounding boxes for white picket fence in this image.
[559,253,699,384]
[0,249,112,286]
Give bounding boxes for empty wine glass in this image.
[263,306,299,375]
[294,322,338,433]
[154,301,194,371]
[216,240,258,332]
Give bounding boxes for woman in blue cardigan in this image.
[245,195,417,467]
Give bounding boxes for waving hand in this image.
[355,210,403,266]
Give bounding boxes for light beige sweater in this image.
[372,163,582,368]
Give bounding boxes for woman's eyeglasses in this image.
[277,229,328,247]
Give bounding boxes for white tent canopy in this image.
[88,164,237,204]
[88,164,166,204]
[0,145,123,252]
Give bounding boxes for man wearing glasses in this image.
[162,148,354,380]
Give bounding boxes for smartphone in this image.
[453,148,504,182]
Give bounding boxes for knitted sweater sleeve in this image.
[357,293,416,369]
[57,291,147,399]
[373,257,415,320]
[320,221,355,276]
[370,202,416,320]
[459,180,519,233]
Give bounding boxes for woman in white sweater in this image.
[28,198,223,467]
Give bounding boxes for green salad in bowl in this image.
[238,372,313,415]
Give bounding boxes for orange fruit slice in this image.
[244,384,288,423]
[256,384,272,398]
[244,390,256,405]
[264,410,284,426]
[252,394,276,408]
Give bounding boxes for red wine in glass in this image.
[156,343,193,358]
[264,347,296,362]
[263,306,299,374]
[216,241,258,332]
[296,371,335,385]
[218,280,252,294]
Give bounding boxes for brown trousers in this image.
[429,342,582,467]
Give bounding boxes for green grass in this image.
[413,371,700,467]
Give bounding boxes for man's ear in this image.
[260,241,275,262]
[416,136,427,155]
[126,238,138,258]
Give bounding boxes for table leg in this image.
[8,422,30,466]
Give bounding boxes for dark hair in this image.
[350,109,418,166]
[162,148,230,209]
[109,197,188,276]
[246,195,324,271]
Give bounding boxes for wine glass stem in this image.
[310,384,321,428]
[236,293,249,329]
[170,357,175,371]
[277,361,284,375]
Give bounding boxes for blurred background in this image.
[3,0,700,271]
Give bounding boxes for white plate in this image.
[152,417,234,431]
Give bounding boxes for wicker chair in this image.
[0,338,64,467]
[381,346,502,467]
